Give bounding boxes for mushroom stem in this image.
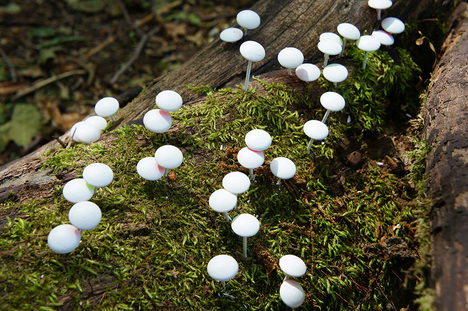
[223,212,232,222]
[334,82,338,88]
[283,275,290,282]
[244,29,248,36]
[244,60,253,92]
[221,280,226,290]
[243,236,248,258]
[276,178,282,186]
[340,38,348,56]
[363,52,369,69]
[110,116,115,122]
[164,169,171,177]
[306,138,315,152]
[249,169,256,181]
[323,54,330,68]
[78,229,84,237]
[321,110,331,124]
[287,68,292,75]
[377,9,382,20]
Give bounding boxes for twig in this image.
[0,47,17,82]
[117,0,143,36]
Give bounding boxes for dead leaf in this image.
[0,82,27,95]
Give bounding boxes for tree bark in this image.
[424,3,468,310]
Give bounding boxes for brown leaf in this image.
[0,82,27,95]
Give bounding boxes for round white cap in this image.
[236,10,260,30]
[207,255,239,281]
[319,32,343,46]
[280,280,305,308]
[84,116,107,131]
[68,201,102,230]
[220,27,244,42]
[245,129,272,151]
[154,145,183,169]
[372,30,395,46]
[337,23,361,40]
[240,41,265,62]
[71,122,101,144]
[83,163,113,188]
[317,40,342,56]
[323,63,348,83]
[47,224,81,254]
[94,97,119,117]
[277,47,304,69]
[368,0,392,10]
[137,157,165,181]
[63,178,95,203]
[209,189,237,213]
[143,109,172,133]
[231,213,260,237]
[279,254,307,277]
[237,147,264,170]
[320,91,346,112]
[155,90,183,112]
[270,157,296,180]
[222,171,250,194]
[304,120,329,140]
[295,63,321,82]
[381,17,405,34]
[357,35,381,52]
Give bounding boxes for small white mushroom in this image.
[236,10,260,35]
[295,63,321,83]
[356,35,381,69]
[82,163,114,188]
[280,280,305,309]
[240,41,265,92]
[231,213,260,258]
[222,171,251,195]
[207,254,239,290]
[70,121,101,144]
[322,63,349,87]
[279,254,307,280]
[317,40,342,68]
[337,23,361,55]
[84,116,107,131]
[245,129,272,151]
[68,201,102,230]
[270,157,296,185]
[154,145,183,177]
[62,178,95,203]
[368,0,393,20]
[277,47,304,75]
[319,32,343,46]
[95,97,119,121]
[320,91,346,123]
[143,109,172,133]
[155,90,183,112]
[47,224,82,254]
[220,27,244,43]
[381,17,405,34]
[136,157,165,181]
[237,147,265,180]
[303,120,329,152]
[209,189,237,222]
[372,30,395,46]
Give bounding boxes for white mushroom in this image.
[84,116,107,131]
[245,129,272,151]
[62,178,95,203]
[154,145,183,177]
[372,30,395,46]
[270,157,296,185]
[317,40,342,68]
[237,147,264,180]
[236,10,260,35]
[277,47,304,75]
[337,23,361,54]
[322,63,349,87]
[368,0,393,20]
[47,224,82,254]
[220,27,244,43]
[82,163,113,188]
[68,201,102,230]
[207,254,239,290]
[381,17,405,34]
[279,254,307,280]
[136,157,165,181]
[320,91,346,123]
[319,32,343,46]
[70,121,101,144]
[155,90,183,112]
[240,41,265,92]
[143,109,172,133]
[303,120,329,152]
[231,213,260,258]
[280,280,305,309]
[94,97,119,121]
[209,189,237,222]
[295,63,321,83]
[222,171,251,195]
[356,35,381,69]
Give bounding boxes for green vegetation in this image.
[1,46,431,310]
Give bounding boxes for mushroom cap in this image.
[155,90,183,112]
[94,97,119,117]
[368,0,392,10]
[84,116,107,131]
[209,189,237,213]
[71,122,101,144]
[337,23,361,40]
[154,145,183,169]
[295,63,321,82]
[68,201,102,230]
[320,91,346,112]
[372,30,395,46]
[245,129,272,151]
[83,163,114,188]
[323,63,349,83]
[231,213,260,237]
[317,40,342,56]
[207,254,239,282]
[222,171,251,194]
[303,120,329,140]
[357,35,381,52]
[236,10,260,30]
[270,157,296,180]
[277,47,304,69]
[63,178,95,203]
[237,147,264,169]
[240,40,265,62]
[280,280,305,308]
[47,224,82,254]
[137,157,165,181]
[143,109,172,133]
[319,32,343,46]
[381,17,405,34]
[279,254,307,277]
[220,27,244,42]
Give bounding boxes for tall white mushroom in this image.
[82,163,113,189]
[70,121,101,144]
[136,157,165,181]
[143,109,172,133]
[381,17,405,35]
[240,41,265,92]
[368,0,392,20]
[68,201,102,231]
[356,35,381,69]
[209,189,237,222]
[280,280,305,309]
[237,147,264,181]
[277,47,304,75]
[372,30,395,46]
[154,145,183,177]
[222,171,251,195]
[317,40,342,68]
[62,178,95,203]
[295,63,321,83]
[320,91,346,123]
[303,120,329,152]
[95,97,119,121]
[245,129,272,152]
[337,23,361,55]
[279,254,307,280]
[231,213,260,258]
[270,157,296,185]
[207,254,239,290]
[220,27,244,43]
[155,90,183,112]
[322,63,348,87]
[236,10,260,35]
